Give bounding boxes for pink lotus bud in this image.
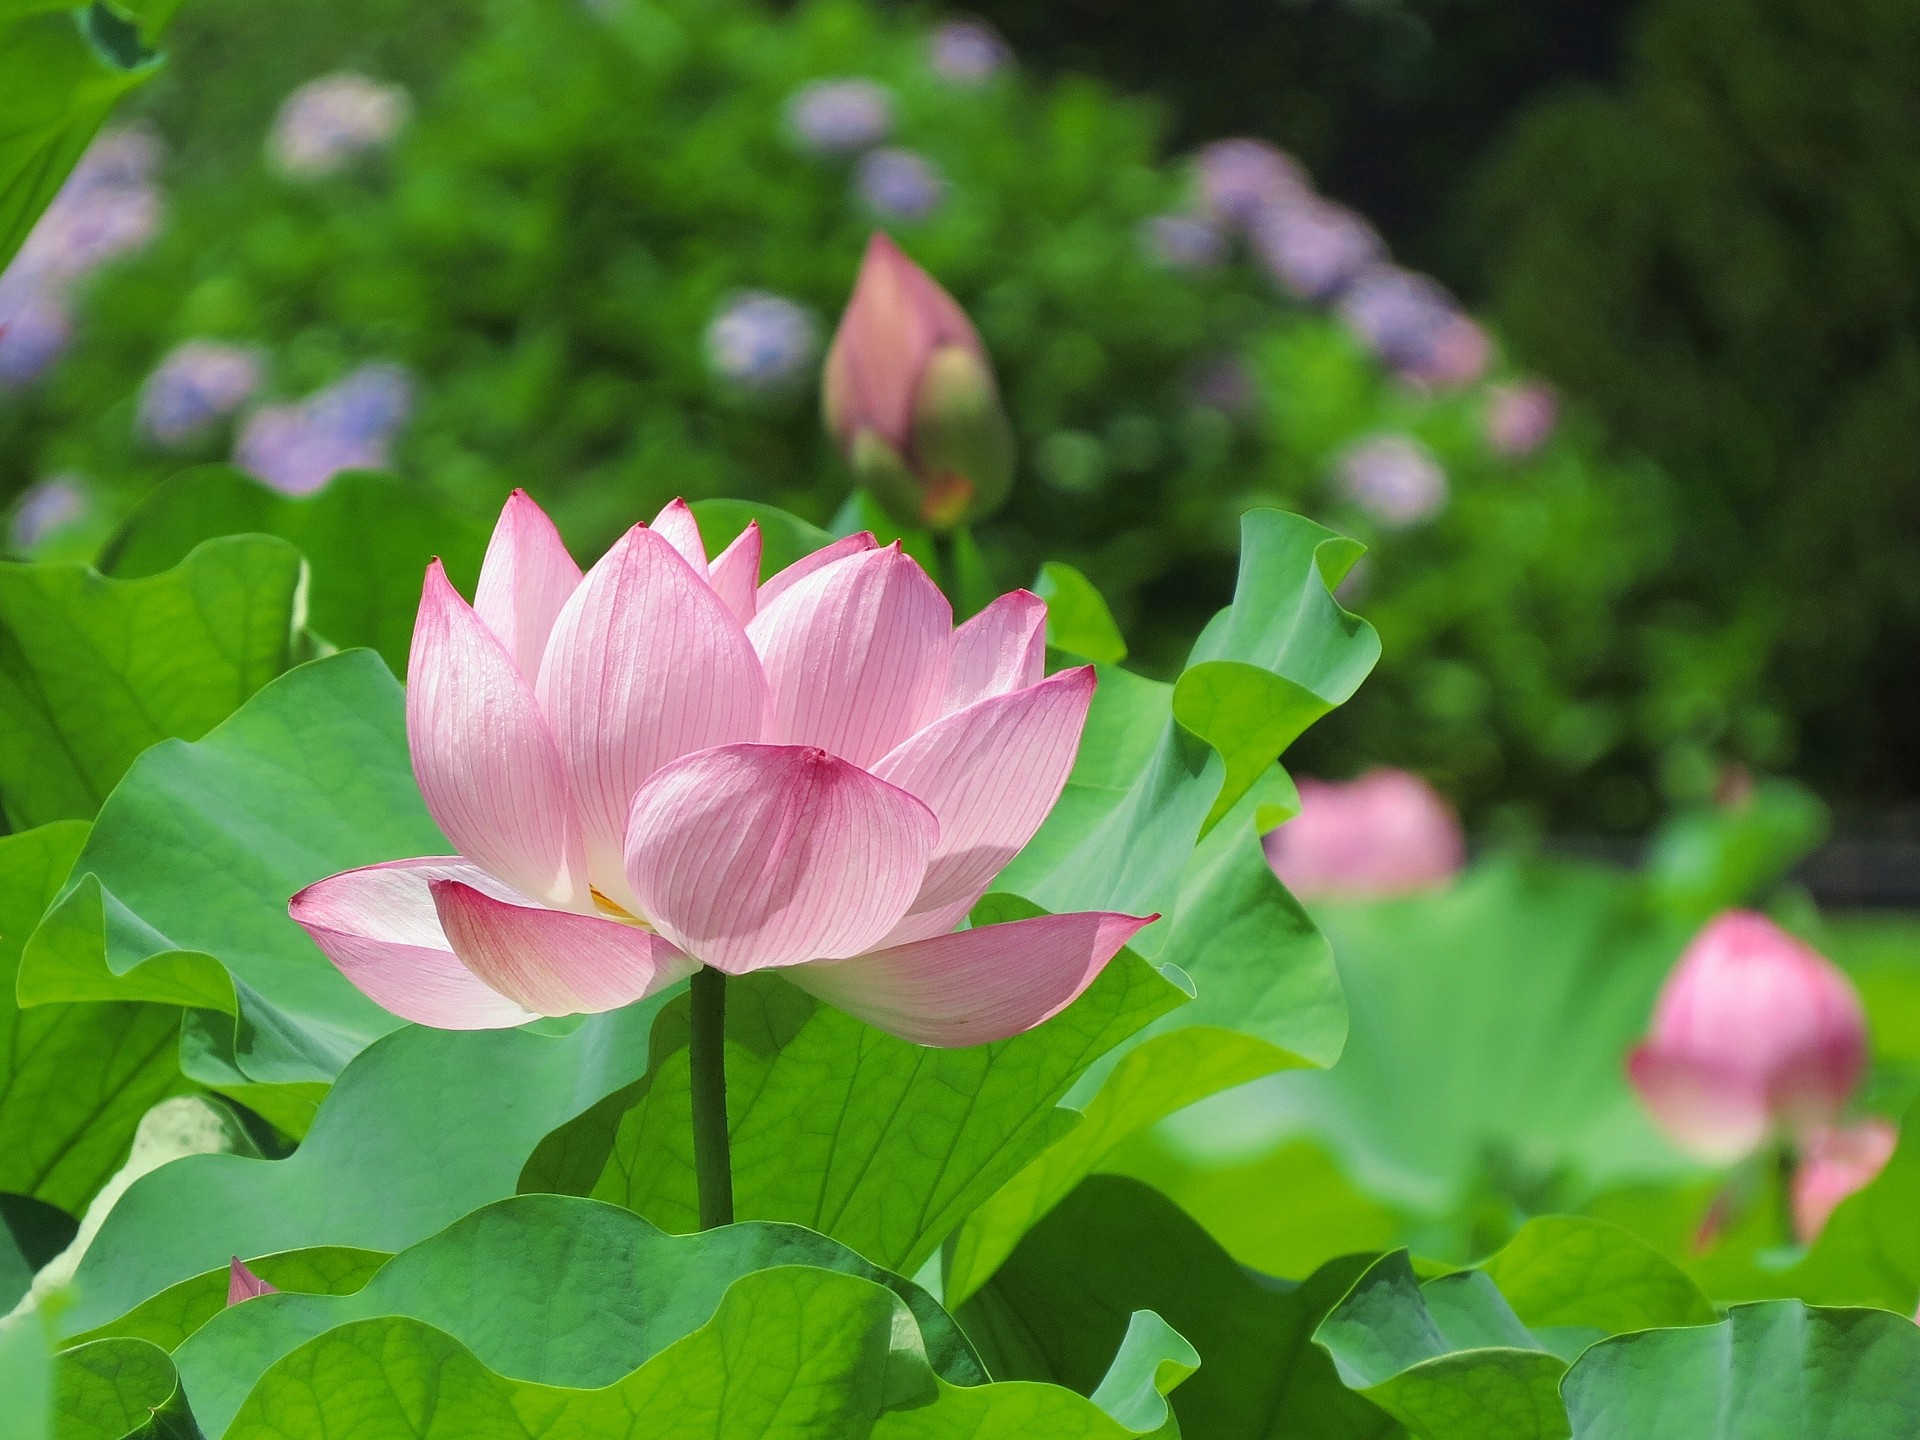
[1334,434,1448,529]
[822,233,1014,529]
[269,73,410,178]
[1262,769,1465,900]
[227,1256,277,1304]
[1484,380,1558,458]
[1628,912,1868,1164]
[289,492,1152,1047]
[1792,1120,1896,1243]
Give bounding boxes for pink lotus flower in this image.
[822,233,1014,530]
[1628,912,1868,1164]
[1262,769,1464,900]
[292,492,1149,1047]
[1791,1119,1896,1243]
[227,1256,277,1305]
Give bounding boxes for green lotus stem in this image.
[689,966,734,1228]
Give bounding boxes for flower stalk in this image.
[689,964,735,1228]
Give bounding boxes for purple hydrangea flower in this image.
[8,476,88,552]
[784,79,894,155]
[138,340,266,448]
[269,73,411,178]
[1335,434,1448,528]
[928,20,1012,84]
[1140,214,1225,270]
[1193,138,1309,228]
[1484,380,1559,458]
[234,361,413,494]
[703,292,820,391]
[1337,266,1490,389]
[1248,197,1384,301]
[855,148,946,221]
[0,283,73,388]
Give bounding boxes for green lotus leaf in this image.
[101,467,490,677]
[0,536,306,830]
[1560,1300,1920,1438]
[50,1337,195,1440]
[961,1174,1396,1440]
[1035,561,1128,665]
[0,822,188,1216]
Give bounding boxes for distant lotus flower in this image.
[7,476,88,552]
[823,232,1014,529]
[234,361,412,495]
[1248,197,1384,301]
[1484,380,1559,458]
[1140,214,1225,270]
[1337,266,1490,389]
[138,341,266,448]
[855,148,946,222]
[704,292,819,391]
[269,73,410,178]
[1335,434,1448,528]
[1792,1120,1896,1243]
[785,79,894,155]
[1263,769,1465,901]
[291,492,1150,1046]
[929,20,1012,84]
[1628,912,1869,1165]
[227,1256,277,1305]
[1194,139,1309,229]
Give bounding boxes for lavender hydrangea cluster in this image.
[233,362,413,495]
[269,73,411,179]
[0,128,163,387]
[855,147,947,222]
[928,20,1012,85]
[1483,380,1559,457]
[138,340,266,449]
[7,476,88,553]
[1336,268,1491,391]
[1335,434,1449,529]
[703,292,820,391]
[784,79,896,155]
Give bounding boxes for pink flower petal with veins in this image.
[649,497,709,573]
[944,589,1047,713]
[747,545,951,768]
[756,530,876,608]
[408,562,590,910]
[430,879,695,1016]
[622,742,936,974]
[708,521,763,624]
[536,525,768,907]
[871,666,1094,944]
[470,489,582,679]
[290,858,540,1029]
[792,910,1153,1046]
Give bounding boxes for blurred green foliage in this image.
[1461,0,1920,811]
[0,0,1815,834]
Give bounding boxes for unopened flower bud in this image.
[1263,769,1464,900]
[227,1256,278,1305]
[822,233,1013,529]
[1628,912,1868,1164]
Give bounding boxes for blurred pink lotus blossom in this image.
[269,73,410,178]
[856,147,946,221]
[1193,138,1309,228]
[929,20,1012,84]
[823,232,1013,528]
[234,362,412,494]
[292,492,1150,1047]
[1262,769,1465,900]
[227,1256,277,1305]
[1791,1119,1896,1243]
[1335,434,1448,528]
[785,79,894,155]
[1484,380,1559,458]
[1628,912,1868,1164]
[139,340,265,447]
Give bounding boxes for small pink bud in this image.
[1792,1120,1896,1243]
[227,1256,277,1305]
[1628,912,1868,1164]
[822,233,1013,529]
[1262,769,1464,900]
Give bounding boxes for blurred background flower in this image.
[268,73,410,178]
[1334,434,1447,529]
[703,292,820,392]
[784,78,894,154]
[138,341,265,448]
[234,361,412,495]
[854,147,946,222]
[1263,769,1465,900]
[928,19,1012,86]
